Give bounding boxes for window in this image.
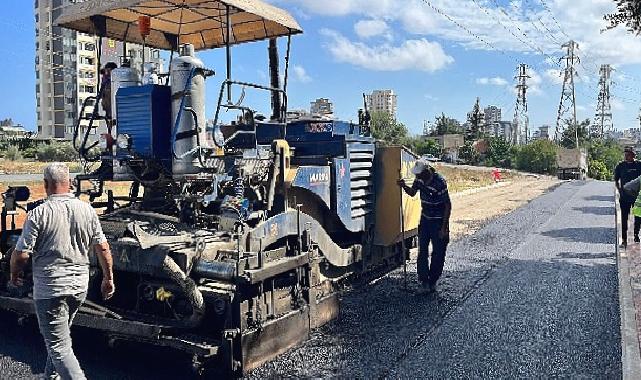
[79,71,95,79]
[84,43,95,51]
[79,56,94,65]
[79,85,95,93]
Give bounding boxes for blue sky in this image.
[1,0,641,135]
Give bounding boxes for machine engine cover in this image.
[116,84,172,165]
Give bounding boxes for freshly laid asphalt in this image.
[0,180,622,379]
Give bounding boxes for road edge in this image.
[616,190,641,380]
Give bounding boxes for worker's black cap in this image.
[104,62,118,70]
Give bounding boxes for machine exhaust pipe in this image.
[268,38,282,121]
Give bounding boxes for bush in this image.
[588,160,610,180]
[587,138,620,180]
[515,139,557,175]
[485,137,513,168]
[4,145,22,161]
[36,142,78,162]
[459,141,481,165]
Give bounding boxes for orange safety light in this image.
[138,16,151,38]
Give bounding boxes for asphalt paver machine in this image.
[0,0,421,375]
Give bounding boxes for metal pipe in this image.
[282,34,292,121]
[226,5,232,104]
[268,38,282,121]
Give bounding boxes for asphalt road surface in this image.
[0,180,621,379]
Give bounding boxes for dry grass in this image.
[436,165,519,193]
[0,159,84,175]
[0,181,132,228]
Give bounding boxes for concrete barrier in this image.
[615,190,641,379]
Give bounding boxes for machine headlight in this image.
[116,134,131,149]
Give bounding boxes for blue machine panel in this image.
[291,166,332,208]
[116,85,172,162]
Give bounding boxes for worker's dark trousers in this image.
[620,199,641,241]
[417,218,449,286]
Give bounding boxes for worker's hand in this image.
[439,225,450,240]
[9,272,24,287]
[397,179,406,188]
[101,278,115,300]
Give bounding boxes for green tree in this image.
[515,139,558,175]
[587,138,622,180]
[409,138,442,156]
[560,119,590,148]
[36,142,78,162]
[370,111,408,145]
[588,160,610,180]
[467,98,483,140]
[4,145,22,161]
[485,136,513,168]
[433,113,463,136]
[459,141,481,165]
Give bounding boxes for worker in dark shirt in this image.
[399,160,451,294]
[614,147,641,247]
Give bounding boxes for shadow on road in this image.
[572,206,615,216]
[557,251,616,260]
[540,227,616,245]
[584,195,614,202]
[0,311,193,380]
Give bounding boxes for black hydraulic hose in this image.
[161,255,205,329]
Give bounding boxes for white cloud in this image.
[292,65,312,83]
[577,104,587,112]
[545,69,564,85]
[354,19,391,39]
[281,0,641,66]
[320,29,454,72]
[477,77,509,86]
[612,98,626,111]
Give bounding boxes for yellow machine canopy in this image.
[54,0,303,50]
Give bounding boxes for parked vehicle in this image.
[557,148,588,180]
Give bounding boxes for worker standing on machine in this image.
[8,163,115,380]
[398,160,451,294]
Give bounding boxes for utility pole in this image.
[592,64,613,138]
[555,40,580,145]
[513,63,530,145]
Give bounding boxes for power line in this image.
[488,0,563,68]
[537,0,572,40]
[418,0,516,61]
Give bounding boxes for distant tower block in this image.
[513,63,530,145]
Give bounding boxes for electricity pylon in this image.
[555,40,580,142]
[592,64,613,138]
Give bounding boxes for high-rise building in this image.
[35,0,161,140]
[365,90,397,118]
[484,105,502,125]
[310,98,334,117]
